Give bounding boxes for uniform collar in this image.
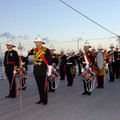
[38,46,43,49]
[35,46,43,52]
[8,48,13,51]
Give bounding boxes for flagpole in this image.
[18,42,22,109]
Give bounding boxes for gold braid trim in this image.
[34,47,47,66]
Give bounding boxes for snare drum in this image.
[81,68,95,83]
[48,68,59,89]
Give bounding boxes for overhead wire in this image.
[59,0,119,38]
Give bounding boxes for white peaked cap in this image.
[6,40,15,47]
[110,43,114,48]
[34,35,45,44]
[78,48,82,51]
[97,44,103,50]
[83,41,91,47]
[115,45,119,49]
[67,49,72,54]
[91,47,95,50]
[60,48,64,52]
[49,44,55,51]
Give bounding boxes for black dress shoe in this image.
[43,102,47,105]
[22,87,26,90]
[36,100,43,104]
[82,92,87,95]
[48,90,51,92]
[96,86,100,88]
[51,90,55,92]
[87,92,91,95]
[11,96,16,98]
[5,95,11,98]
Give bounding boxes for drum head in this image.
[96,52,103,70]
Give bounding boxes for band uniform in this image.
[4,49,19,98]
[114,50,120,78]
[81,51,95,95]
[28,47,52,104]
[65,55,75,86]
[107,50,116,82]
[49,53,58,92]
[59,54,66,80]
[77,52,84,75]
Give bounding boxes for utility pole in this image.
[77,38,82,51]
[118,36,120,49]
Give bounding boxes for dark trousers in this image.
[6,72,17,98]
[78,62,81,75]
[66,67,73,86]
[109,62,115,81]
[97,75,104,87]
[115,61,120,78]
[83,80,91,94]
[60,65,65,80]
[34,73,48,103]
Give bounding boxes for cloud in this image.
[0,32,30,40]
[43,37,51,43]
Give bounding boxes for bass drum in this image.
[95,51,103,70]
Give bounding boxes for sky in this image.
[0,0,120,53]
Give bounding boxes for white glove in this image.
[18,47,28,57]
[106,63,108,70]
[81,68,84,73]
[13,70,17,75]
[21,50,28,57]
[47,65,53,76]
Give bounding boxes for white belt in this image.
[66,63,73,65]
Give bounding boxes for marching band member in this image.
[114,45,120,79]
[28,35,52,105]
[91,47,96,57]
[49,44,58,92]
[71,50,77,77]
[81,41,95,95]
[59,48,66,80]
[107,44,115,82]
[65,49,75,86]
[4,40,19,98]
[76,48,84,75]
[71,50,77,65]
[91,47,96,72]
[103,48,109,74]
[95,45,105,88]
[21,55,28,90]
